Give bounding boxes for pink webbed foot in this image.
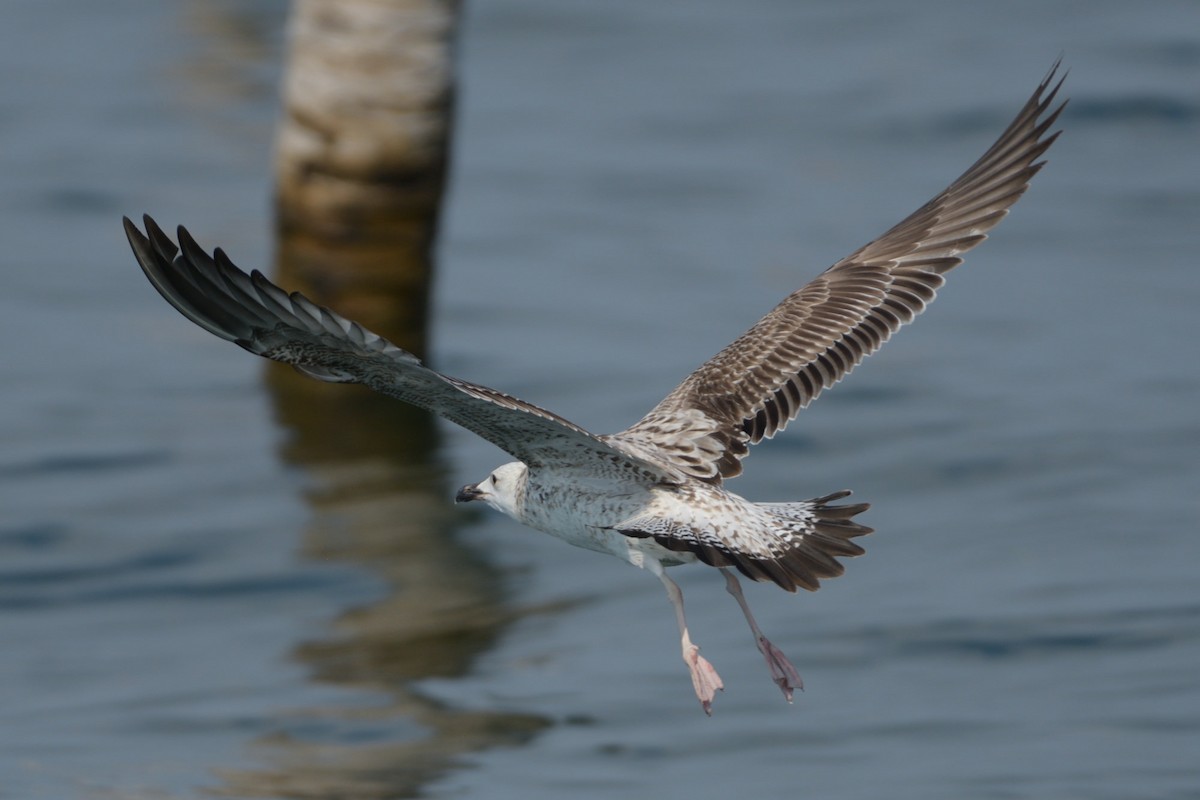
[756,635,803,702]
[685,643,724,715]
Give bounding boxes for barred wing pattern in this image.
[124,216,676,483]
[614,65,1067,481]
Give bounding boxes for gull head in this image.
[455,461,527,518]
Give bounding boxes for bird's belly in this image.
[518,482,696,568]
[521,494,636,555]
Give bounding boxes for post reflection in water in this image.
[196,4,553,793]
[212,296,549,797]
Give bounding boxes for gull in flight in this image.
[125,65,1065,714]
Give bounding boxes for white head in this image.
[455,461,528,519]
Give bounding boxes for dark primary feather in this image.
[614,63,1067,482]
[123,216,674,482]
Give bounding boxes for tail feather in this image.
[754,491,873,592]
[616,490,874,593]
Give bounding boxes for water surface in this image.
[2,1,1198,798]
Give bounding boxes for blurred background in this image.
[2,1,1198,798]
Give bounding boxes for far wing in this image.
[124,216,677,483]
[613,63,1067,481]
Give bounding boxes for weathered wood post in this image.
[273,0,458,356]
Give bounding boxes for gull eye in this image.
[490,474,498,486]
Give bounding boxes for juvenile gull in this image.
[124,65,1065,714]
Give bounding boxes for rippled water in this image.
[2,1,1198,798]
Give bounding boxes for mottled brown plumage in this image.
[615,64,1066,482]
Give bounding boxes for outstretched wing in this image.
[124,216,676,483]
[613,64,1067,482]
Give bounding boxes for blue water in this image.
[2,1,1198,798]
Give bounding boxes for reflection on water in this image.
[214,370,550,797]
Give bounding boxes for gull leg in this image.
[721,568,803,702]
[650,562,723,715]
